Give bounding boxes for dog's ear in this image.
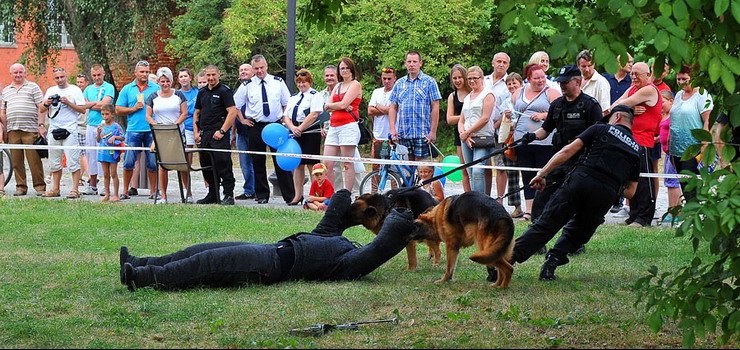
[363,206,378,218]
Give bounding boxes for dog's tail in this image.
[469,217,515,265]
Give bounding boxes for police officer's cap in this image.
[554,65,582,83]
[601,104,634,123]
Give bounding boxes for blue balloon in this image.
[276,138,302,171]
[434,167,447,186]
[262,123,290,149]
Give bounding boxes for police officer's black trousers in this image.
[627,146,655,226]
[512,172,615,265]
[129,242,285,289]
[200,130,236,197]
[247,122,295,202]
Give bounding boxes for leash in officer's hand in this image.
[289,317,399,337]
[399,137,527,194]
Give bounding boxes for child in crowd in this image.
[97,104,125,202]
[417,165,444,202]
[304,163,334,211]
[0,122,5,197]
[658,89,683,223]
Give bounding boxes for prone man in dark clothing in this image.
[120,189,419,291]
[193,65,237,205]
[512,105,640,281]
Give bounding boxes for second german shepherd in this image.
[415,191,515,288]
[345,188,441,270]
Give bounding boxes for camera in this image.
[49,94,61,107]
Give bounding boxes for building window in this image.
[0,24,15,47]
[59,23,73,48]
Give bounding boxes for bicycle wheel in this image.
[1,148,11,187]
[359,170,403,194]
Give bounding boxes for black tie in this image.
[261,80,270,118]
[291,93,305,125]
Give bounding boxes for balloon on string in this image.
[433,167,447,186]
[441,155,463,182]
[262,123,290,149]
[276,138,302,171]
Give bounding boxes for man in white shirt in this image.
[577,50,611,112]
[234,54,293,204]
[483,52,511,199]
[367,67,396,170]
[39,67,87,198]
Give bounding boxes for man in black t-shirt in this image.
[509,105,640,281]
[193,65,238,205]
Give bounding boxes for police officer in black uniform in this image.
[192,65,238,205]
[527,65,603,222]
[511,105,640,281]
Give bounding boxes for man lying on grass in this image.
[119,189,421,291]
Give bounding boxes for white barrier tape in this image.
[0,143,694,179]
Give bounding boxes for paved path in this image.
[3,157,671,226]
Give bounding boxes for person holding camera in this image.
[39,67,87,198]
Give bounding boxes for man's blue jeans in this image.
[236,133,255,196]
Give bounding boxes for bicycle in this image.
[359,140,419,194]
[1,147,12,187]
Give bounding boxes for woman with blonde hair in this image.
[458,66,496,194]
[446,64,471,192]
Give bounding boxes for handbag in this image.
[33,135,49,158]
[470,135,496,149]
[350,110,372,145]
[51,128,71,140]
[503,132,516,161]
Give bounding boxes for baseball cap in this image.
[601,104,634,123]
[554,64,581,83]
[311,163,327,175]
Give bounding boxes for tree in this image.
[166,0,287,85]
[489,0,739,347]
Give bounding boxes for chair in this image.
[150,124,219,204]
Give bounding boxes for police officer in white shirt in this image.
[234,54,293,204]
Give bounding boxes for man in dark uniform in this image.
[119,190,420,291]
[192,65,237,205]
[522,65,603,259]
[511,105,640,281]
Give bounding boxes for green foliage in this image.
[167,0,287,83]
[7,0,172,87]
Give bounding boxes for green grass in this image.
[0,199,735,348]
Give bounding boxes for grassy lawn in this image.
[0,198,734,348]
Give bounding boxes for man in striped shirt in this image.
[0,63,46,196]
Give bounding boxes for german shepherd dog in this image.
[345,188,441,270]
[415,191,515,288]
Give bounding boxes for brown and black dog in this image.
[345,188,441,270]
[415,191,515,288]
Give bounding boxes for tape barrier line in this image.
[0,143,694,179]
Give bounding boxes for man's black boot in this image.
[539,255,562,281]
[123,263,137,292]
[196,193,218,204]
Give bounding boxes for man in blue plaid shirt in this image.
[389,51,442,160]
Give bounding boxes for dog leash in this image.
[400,137,525,194]
[493,185,526,201]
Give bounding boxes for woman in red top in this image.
[322,57,363,191]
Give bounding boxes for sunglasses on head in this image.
[381,67,395,74]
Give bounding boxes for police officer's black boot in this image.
[539,254,563,281]
[123,263,157,292]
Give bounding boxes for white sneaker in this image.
[613,207,630,218]
[156,198,168,204]
[186,196,194,204]
[83,186,98,195]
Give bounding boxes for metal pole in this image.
[286,0,296,93]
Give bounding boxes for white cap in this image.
[156,67,173,82]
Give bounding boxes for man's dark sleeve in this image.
[194,89,204,110]
[541,99,559,132]
[223,87,236,108]
[575,124,600,145]
[587,99,603,125]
